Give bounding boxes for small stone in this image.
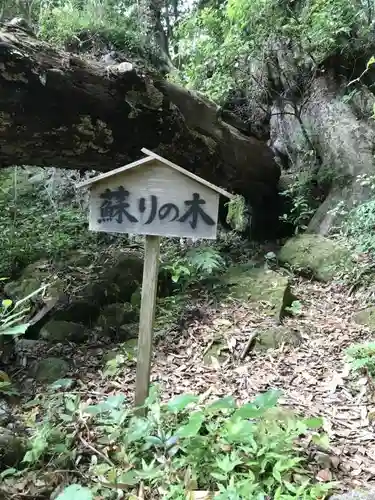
[118,322,139,341]
[40,320,86,343]
[34,357,69,383]
[121,338,138,356]
[203,341,226,366]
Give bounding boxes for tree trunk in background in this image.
[0,22,281,238]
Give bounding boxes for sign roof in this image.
[76,147,234,199]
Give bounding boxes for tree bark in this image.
[0,22,280,236]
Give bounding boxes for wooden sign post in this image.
[77,148,233,409]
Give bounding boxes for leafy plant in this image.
[285,300,303,317]
[0,284,47,337]
[346,342,375,378]
[0,379,19,396]
[226,195,249,232]
[56,485,93,500]
[27,385,334,499]
[162,247,226,290]
[280,172,318,234]
[343,175,375,256]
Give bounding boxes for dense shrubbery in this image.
[37,0,145,51]
[19,385,333,499]
[0,168,102,276]
[172,0,374,102]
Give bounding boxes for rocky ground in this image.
[1,234,375,498]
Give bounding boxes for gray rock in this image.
[0,400,11,426]
[34,357,70,383]
[330,491,375,500]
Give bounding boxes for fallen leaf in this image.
[316,468,332,482]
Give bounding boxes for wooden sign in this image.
[77,148,233,411]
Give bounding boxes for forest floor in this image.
[4,275,375,497]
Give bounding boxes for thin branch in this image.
[240,331,258,360]
[78,434,115,467]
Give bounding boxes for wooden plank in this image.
[141,148,234,199]
[76,156,154,188]
[135,235,161,411]
[76,149,234,201]
[88,161,220,239]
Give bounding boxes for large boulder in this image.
[278,234,351,281]
[222,264,296,319]
[3,251,145,334]
[270,74,375,236]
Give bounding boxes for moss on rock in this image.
[40,320,86,343]
[34,357,69,383]
[255,326,302,351]
[0,428,25,469]
[222,264,296,319]
[353,307,375,330]
[278,234,351,282]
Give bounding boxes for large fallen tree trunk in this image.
[0,21,281,238]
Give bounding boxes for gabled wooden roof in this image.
[76,147,234,199]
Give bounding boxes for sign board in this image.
[78,149,232,240]
[77,148,233,411]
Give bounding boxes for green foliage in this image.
[173,0,372,102]
[345,199,375,255]
[0,168,102,276]
[346,342,375,378]
[342,175,375,256]
[226,195,248,232]
[0,379,19,396]
[280,172,318,234]
[37,0,144,51]
[56,485,93,500]
[162,246,226,289]
[0,285,46,336]
[24,385,334,499]
[285,300,303,317]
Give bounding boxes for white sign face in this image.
[88,160,219,239]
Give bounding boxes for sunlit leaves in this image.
[56,485,93,500]
[176,411,205,437]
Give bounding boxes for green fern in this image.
[186,247,225,275]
